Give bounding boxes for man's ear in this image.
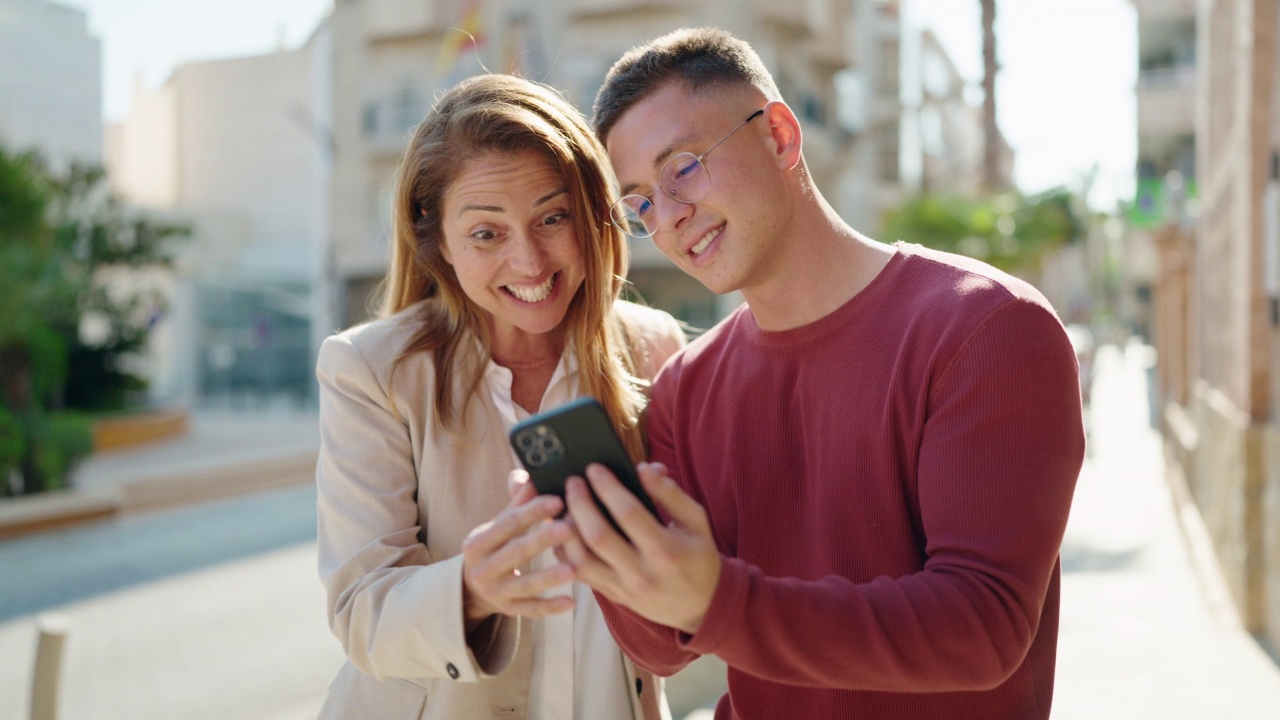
[763,100,802,170]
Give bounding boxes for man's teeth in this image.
[506,273,556,302]
[691,227,721,256]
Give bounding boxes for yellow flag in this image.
[435,0,484,78]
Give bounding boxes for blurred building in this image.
[0,0,101,167]
[1128,0,1198,339]
[900,27,1012,196]
[104,0,1005,406]
[1149,0,1280,653]
[105,25,335,408]
[327,0,907,331]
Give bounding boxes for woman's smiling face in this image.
[439,150,586,346]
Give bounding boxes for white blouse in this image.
[483,349,633,720]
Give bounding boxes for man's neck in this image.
[743,210,895,332]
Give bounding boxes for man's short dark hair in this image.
[592,27,782,144]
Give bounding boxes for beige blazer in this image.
[315,300,686,720]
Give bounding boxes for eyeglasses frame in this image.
[610,108,766,238]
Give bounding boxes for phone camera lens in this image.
[529,452,544,465]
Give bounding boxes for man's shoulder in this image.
[893,242,1056,317]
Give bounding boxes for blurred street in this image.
[1,341,1279,719]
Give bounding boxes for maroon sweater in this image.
[600,243,1086,719]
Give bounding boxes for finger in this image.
[639,461,668,478]
[639,465,711,535]
[491,561,575,605]
[508,469,532,500]
[584,464,667,554]
[473,520,573,586]
[568,472,642,566]
[500,594,575,618]
[464,495,563,558]
[509,478,538,506]
[557,524,596,568]
[556,526,622,594]
[560,538,619,594]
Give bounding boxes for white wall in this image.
[0,0,101,166]
[105,31,332,405]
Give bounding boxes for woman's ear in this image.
[763,100,803,170]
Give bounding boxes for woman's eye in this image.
[471,229,498,242]
[542,212,570,227]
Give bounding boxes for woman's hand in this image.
[460,472,575,628]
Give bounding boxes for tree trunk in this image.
[981,0,1002,191]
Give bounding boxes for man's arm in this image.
[568,299,1085,691]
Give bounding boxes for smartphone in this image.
[509,397,661,537]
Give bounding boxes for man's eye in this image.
[675,162,698,179]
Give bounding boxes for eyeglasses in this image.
[609,109,765,238]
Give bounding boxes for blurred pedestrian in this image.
[314,73,684,719]
[556,27,1086,720]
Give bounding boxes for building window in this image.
[880,39,900,94]
[878,124,900,182]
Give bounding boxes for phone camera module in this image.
[516,425,562,467]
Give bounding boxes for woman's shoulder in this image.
[319,301,432,375]
[613,300,684,342]
[612,300,688,379]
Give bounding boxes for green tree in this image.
[881,188,1085,274]
[46,164,190,411]
[0,147,188,495]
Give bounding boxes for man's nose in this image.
[652,189,695,234]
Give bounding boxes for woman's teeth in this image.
[691,227,721,256]
[505,273,556,302]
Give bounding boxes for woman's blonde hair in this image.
[381,74,647,461]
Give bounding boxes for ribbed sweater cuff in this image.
[681,555,750,655]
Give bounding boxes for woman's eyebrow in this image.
[534,187,569,206]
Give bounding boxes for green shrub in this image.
[29,411,93,492]
[0,408,23,496]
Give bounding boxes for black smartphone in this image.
[509,397,661,537]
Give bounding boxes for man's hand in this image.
[562,462,721,634]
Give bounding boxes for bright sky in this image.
[64,0,1136,210]
[910,0,1137,210]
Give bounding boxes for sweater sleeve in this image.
[315,335,517,682]
[681,299,1085,691]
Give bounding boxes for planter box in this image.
[91,409,190,452]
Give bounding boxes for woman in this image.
[315,74,685,719]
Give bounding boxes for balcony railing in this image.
[1138,63,1196,89]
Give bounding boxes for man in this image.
[554,27,1085,719]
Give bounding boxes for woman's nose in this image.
[507,231,548,275]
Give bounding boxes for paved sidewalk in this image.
[1052,342,1280,718]
[0,541,342,720]
[1,342,1278,718]
[0,409,320,538]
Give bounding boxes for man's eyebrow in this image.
[618,133,697,196]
